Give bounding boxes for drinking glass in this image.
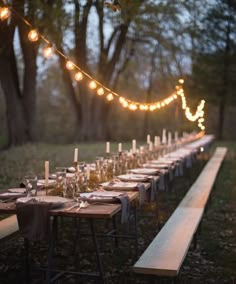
[78,162,86,173]
[24,175,38,197]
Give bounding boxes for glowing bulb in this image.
[74,71,83,81]
[28,29,39,42]
[119,97,125,104]
[97,87,104,96]
[106,93,114,101]
[0,7,10,21]
[122,101,128,108]
[89,80,97,89]
[43,45,53,58]
[179,78,184,84]
[65,60,74,70]
[129,104,137,111]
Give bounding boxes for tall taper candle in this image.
[118,143,122,153]
[147,134,151,144]
[132,139,136,154]
[154,136,160,147]
[74,148,78,162]
[162,129,166,144]
[45,161,49,188]
[149,141,153,151]
[106,142,110,154]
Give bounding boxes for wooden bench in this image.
[133,147,227,278]
[0,215,19,241]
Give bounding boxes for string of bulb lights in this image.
[0,4,205,131]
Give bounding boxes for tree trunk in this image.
[18,20,38,142]
[0,17,29,146]
[0,47,28,146]
[0,1,39,146]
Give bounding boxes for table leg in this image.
[24,238,30,284]
[89,219,105,284]
[112,215,119,247]
[73,218,82,265]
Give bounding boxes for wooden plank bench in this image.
[0,215,19,241]
[133,147,227,278]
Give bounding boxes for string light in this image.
[74,71,83,81]
[97,87,104,96]
[65,60,74,70]
[0,6,10,20]
[106,93,114,101]
[28,29,39,42]
[2,4,206,131]
[89,80,97,89]
[43,44,54,58]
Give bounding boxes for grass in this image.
[0,142,134,189]
[0,141,235,283]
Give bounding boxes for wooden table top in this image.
[0,191,139,219]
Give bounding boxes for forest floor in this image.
[0,141,235,283]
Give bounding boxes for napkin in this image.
[16,199,52,241]
[116,194,130,224]
[157,174,165,191]
[137,183,146,205]
[150,177,159,201]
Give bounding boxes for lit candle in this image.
[132,139,136,154]
[106,142,110,154]
[154,136,160,147]
[149,141,153,151]
[162,129,166,144]
[147,134,151,144]
[74,148,78,163]
[45,161,49,188]
[118,143,122,153]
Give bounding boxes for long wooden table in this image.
[0,191,139,283]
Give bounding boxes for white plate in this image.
[37,179,56,186]
[143,163,169,169]
[101,181,139,190]
[118,174,148,182]
[80,191,124,203]
[131,168,158,175]
[0,192,25,198]
[8,188,26,193]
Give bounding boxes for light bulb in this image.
[28,29,39,42]
[179,78,184,84]
[65,60,74,70]
[43,45,53,58]
[97,87,104,96]
[122,100,128,108]
[0,7,10,21]
[89,80,97,89]
[74,72,83,81]
[106,93,114,101]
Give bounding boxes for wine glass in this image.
[24,175,38,197]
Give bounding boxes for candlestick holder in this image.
[74,161,78,173]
